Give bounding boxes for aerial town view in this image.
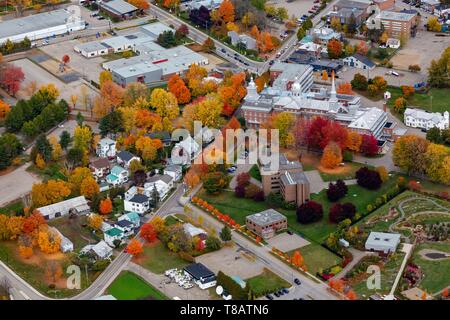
[0,0,449,305]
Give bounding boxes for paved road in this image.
[185,203,341,300]
[0,183,186,300]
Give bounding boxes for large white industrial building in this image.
[0,9,86,45]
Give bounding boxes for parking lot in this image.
[266,0,318,20]
[267,232,310,253]
[196,245,265,280]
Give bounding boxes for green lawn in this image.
[288,243,342,275]
[387,87,449,116]
[0,201,24,216]
[249,164,262,182]
[137,241,188,274]
[245,268,291,297]
[107,271,168,300]
[411,242,450,294]
[198,174,400,243]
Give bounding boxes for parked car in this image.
[266,294,274,300]
[278,290,285,296]
[282,288,289,294]
[221,48,226,53]
[294,278,301,285]
[274,292,280,297]
[287,230,293,235]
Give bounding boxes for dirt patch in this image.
[185,43,203,52]
[391,50,421,70]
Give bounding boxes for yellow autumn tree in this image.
[321,142,343,169]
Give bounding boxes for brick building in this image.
[246,209,288,239]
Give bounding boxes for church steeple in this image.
[328,71,338,112]
[244,76,260,102]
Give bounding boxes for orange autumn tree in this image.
[126,239,143,256]
[327,39,343,59]
[0,99,11,119]
[321,142,343,169]
[135,109,163,132]
[250,25,260,39]
[184,169,201,188]
[337,82,353,95]
[37,228,61,254]
[167,74,191,104]
[346,131,362,152]
[128,0,150,10]
[291,250,304,267]
[19,245,33,259]
[99,198,113,215]
[257,32,275,53]
[216,0,235,24]
[79,176,99,199]
[140,223,157,243]
[346,289,357,300]
[88,214,104,230]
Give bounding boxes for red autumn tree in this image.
[291,250,304,267]
[307,117,348,150]
[195,237,205,251]
[62,54,70,64]
[360,134,379,156]
[327,39,343,59]
[0,65,25,96]
[126,239,143,256]
[346,289,357,300]
[99,198,113,215]
[140,223,157,243]
[22,211,46,234]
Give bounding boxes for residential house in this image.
[118,211,141,228]
[104,227,124,247]
[117,150,141,168]
[124,187,150,214]
[227,31,257,50]
[90,158,110,180]
[106,165,129,187]
[310,27,341,45]
[144,174,174,201]
[164,165,183,182]
[365,231,401,254]
[343,53,376,70]
[80,240,113,260]
[37,196,90,220]
[171,135,201,165]
[183,223,208,241]
[404,108,449,130]
[114,219,135,237]
[96,138,116,158]
[49,227,74,253]
[246,209,288,239]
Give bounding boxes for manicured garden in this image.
[411,242,450,294]
[107,271,167,300]
[245,269,290,297]
[288,243,342,275]
[135,241,188,274]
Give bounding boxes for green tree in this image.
[206,236,222,251]
[203,172,229,194]
[220,226,232,242]
[59,131,71,150]
[76,112,84,127]
[0,133,22,170]
[34,134,53,162]
[99,110,124,137]
[428,47,450,88]
[67,147,84,166]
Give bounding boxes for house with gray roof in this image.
[124,187,150,214]
[365,231,401,254]
[227,31,257,51]
[97,137,116,158]
[404,108,449,130]
[117,150,140,168]
[343,53,375,70]
[246,209,287,239]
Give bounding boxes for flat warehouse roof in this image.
[0,9,73,40]
[100,0,138,15]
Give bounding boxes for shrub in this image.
[326,179,348,202]
[267,192,284,208]
[244,184,261,199]
[236,172,251,187]
[234,185,246,198]
[296,201,323,224]
[253,191,265,202]
[329,203,356,223]
[356,167,382,190]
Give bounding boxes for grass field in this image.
[411,242,450,294]
[198,174,400,243]
[135,241,188,274]
[246,268,291,297]
[107,271,168,300]
[0,201,24,216]
[288,243,342,275]
[387,87,449,114]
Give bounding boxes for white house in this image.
[183,223,207,244]
[164,165,183,182]
[37,196,90,220]
[183,263,217,290]
[365,231,401,254]
[104,227,124,247]
[124,187,150,214]
[50,227,74,253]
[343,53,376,70]
[386,38,400,49]
[404,108,449,130]
[96,138,117,158]
[114,219,135,237]
[144,174,174,201]
[80,240,113,260]
[171,136,201,165]
[106,165,129,186]
[90,158,110,180]
[117,150,141,168]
